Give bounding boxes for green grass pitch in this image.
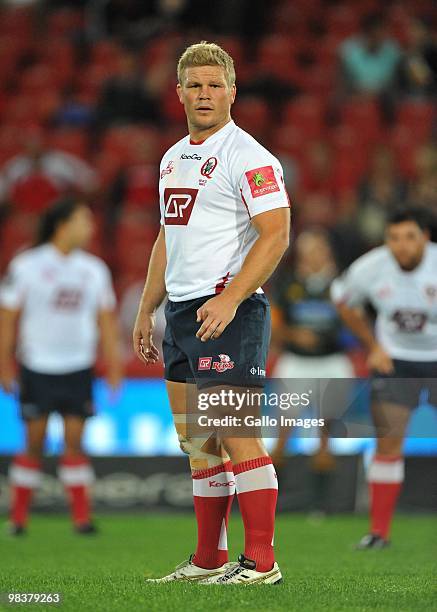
[0,513,435,612]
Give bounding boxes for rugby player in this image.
[331,207,437,548]
[0,198,122,535]
[133,42,290,584]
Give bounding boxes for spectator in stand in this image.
[337,13,402,122]
[356,145,407,247]
[400,16,437,99]
[94,48,159,132]
[0,127,98,216]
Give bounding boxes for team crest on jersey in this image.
[160,160,174,179]
[200,157,218,179]
[245,165,280,198]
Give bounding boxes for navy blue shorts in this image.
[18,365,95,421]
[163,293,271,388]
[371,359,437,408]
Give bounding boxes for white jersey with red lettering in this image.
[331,243,437,361]
[0,244,116,373]
[159,120,290,302]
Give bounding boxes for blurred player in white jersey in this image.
[331,207,437,548]
[0,198,122,535]
[133,42,290,585]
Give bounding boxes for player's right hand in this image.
[133,313,160,366]
[0,361,15,394]
[367,345,394,375]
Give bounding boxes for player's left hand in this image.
[196,294,238,342]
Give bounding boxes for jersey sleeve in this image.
[0,257,27,309]
[233,146,290,218]
[330,259,372,307]
[95,262,116,311]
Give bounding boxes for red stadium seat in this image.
[341,99,382,144]
[0,6,33,37]
[232,97,269,138]
[0,126,22,165]
[3,95,42,127]
[0,214,36,272]
[389,125,426,178]
[47,8,83,37]
[78,64,117,102]
[114,224,155,276]
[282,97,326,139]
[329,125,369,187]
[271,124,307,155]
[20,64,57,95]
[91,41,124,69]
[397,102,435,141]
[257,35,297,79]
[326,5,359,38]
[49,129,89,159]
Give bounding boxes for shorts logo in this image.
[200,157,218,179]
[209,480,236,487]
[245,165,280,198]
[212,354,235,373]
[198,357,212,370]
[160,160,174,179]
[164,188,199,225]
[250,366,266,376]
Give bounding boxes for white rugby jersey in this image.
[331,243,437,361]
[159,120,290,301]
[0,244,116,374]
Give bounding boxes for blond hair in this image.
[177,41,236,87]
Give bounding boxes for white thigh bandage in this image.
[173,414,226,469]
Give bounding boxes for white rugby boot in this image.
[145,554,232,583]
[201,554,283,585]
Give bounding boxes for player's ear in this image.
[176,83,183,104]
[230,84,236,105]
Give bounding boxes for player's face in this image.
[177,65,236,135]
[385,221,429,271]
[66,206,94,249]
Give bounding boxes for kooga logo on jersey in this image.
[180,153,202,160]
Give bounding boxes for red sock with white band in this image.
[192,461,235,569]
[9,454,42,527]
[58,455,95,526]
[234,456,278,572]
[368,454,404,539]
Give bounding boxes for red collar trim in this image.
[189,138,206,145]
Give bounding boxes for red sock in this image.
[368,454,404,539]
[58,455,95,526]
[9,454,42,526]
[192,461,235,569]
[234,456,278,572]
